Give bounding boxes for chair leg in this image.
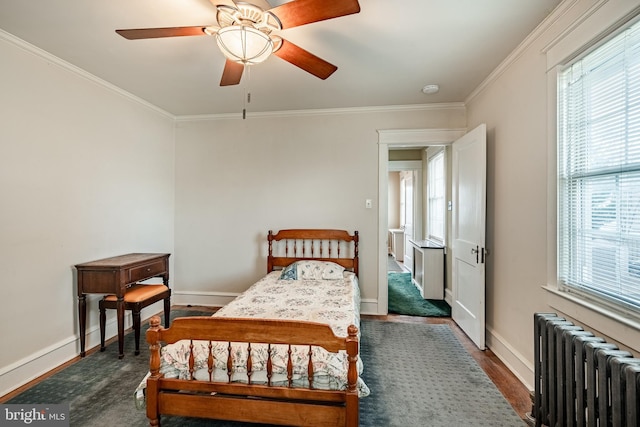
[163,295,171,328]
[99,299,106,352]
[132,306,141,356]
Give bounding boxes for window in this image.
[557,18,640,312]
[427,149,445,243]
[400,171,414,229]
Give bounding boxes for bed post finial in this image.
[149,315,161,329]
[353,231,359,276]
[146,315,163,426]
[346,324,359,392]
[353,231,359,256]
[147,316,162,375]
[268,230,274,273]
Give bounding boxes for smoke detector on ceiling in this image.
[422,84,440,94]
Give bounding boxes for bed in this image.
[142,229,367,427]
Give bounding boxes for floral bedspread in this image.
[135,270,369,409]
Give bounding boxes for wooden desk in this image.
[75,253,170,358]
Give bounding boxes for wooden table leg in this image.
[117,297,125,359]
[79,294,87,357]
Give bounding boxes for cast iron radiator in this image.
[532,312,640,427]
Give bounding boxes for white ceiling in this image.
[0,0,562,116]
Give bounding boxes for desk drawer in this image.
[129,260,166,282]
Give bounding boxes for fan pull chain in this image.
[242,64,252,120]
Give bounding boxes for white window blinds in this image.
[558,19,640,310]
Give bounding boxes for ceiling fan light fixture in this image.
[215,25,273,65]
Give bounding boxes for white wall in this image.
[465,0,640,388]
[0,35,175,396]
[172,108,465,309]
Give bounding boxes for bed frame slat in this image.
[247,343,253,384]
[188,340,195,380]
[227,342,233,383]
[207,342,214,382]
[308,345,314,389]
[267,344,273,387]
[287,345,294,387]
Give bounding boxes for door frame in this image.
[376,128,466,315]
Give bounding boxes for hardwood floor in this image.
[0,306,532,424]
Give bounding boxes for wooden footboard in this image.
[145,315,360,427]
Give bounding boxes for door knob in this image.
[471,246,479,263]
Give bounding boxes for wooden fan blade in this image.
[274,39,337,80]
[269,0,360,29]
[115,26,207,40]
[220,60,244,86]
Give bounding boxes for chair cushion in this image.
[104,284,169,303]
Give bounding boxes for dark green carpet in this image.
[7,312,524,426]
[388,272,451,317]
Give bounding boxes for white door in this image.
[451,124,487,349]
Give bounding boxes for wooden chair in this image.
[99,284,171,356]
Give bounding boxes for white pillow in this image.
[280,261,345,280]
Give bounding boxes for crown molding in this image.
[174,102,466,122]
[0,28,175,120]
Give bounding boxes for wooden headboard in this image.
[267,229,359,276]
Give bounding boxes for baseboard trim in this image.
[0,302,167,399]
[0,315,131,399]
[0,336,76,399]
[486,325,534,391]
[360,299,379,315]
[444,288,453,306]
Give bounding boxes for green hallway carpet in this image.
[388,272,451,317]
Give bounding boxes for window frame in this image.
[542,8,640,338]
[556,16,640,314]
[426,147,446,244]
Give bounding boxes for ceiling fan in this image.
[116,0,361,86]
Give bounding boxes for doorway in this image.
[377,126,487,349]
[388,159,422,275]
[376,129,466,315]
[387,153,448,317]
